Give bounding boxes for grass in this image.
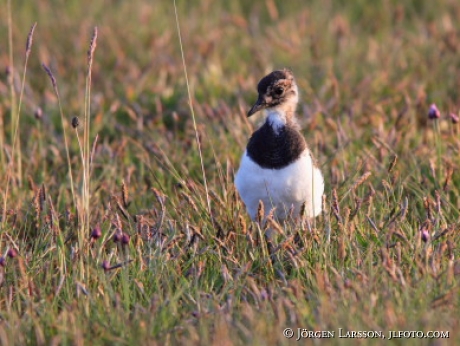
[0,0,460,344]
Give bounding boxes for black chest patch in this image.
[246,122,307,169]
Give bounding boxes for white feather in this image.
[235,149,324,220]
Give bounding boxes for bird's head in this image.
[247,69,298,117]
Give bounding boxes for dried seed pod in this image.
[26,23,37,57]
[257,200,265,223]
[71,117,79,128]
[121,181,129,208]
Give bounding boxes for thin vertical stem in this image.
[173,0,211,216]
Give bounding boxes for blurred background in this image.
[3,0,460,127]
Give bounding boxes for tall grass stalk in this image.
[12,22,37,186]
[41,64,77,212]
[433,119,442,187]
[6,0,16,157]
[2,21,36,227]
[2,0,15,227]
[80,27,98,281]
[0,108,4,170]
[173,0,211,215]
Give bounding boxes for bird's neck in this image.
[266,103,298,134]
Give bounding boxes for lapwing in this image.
[235,69,324,222]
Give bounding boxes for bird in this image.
[235,69,324,222]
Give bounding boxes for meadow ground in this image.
[0,0,459,345]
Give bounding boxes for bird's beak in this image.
[247,96,266,117]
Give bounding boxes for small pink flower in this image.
[102,260,111,272]
[428,103,441,119]
[449,112,459,124]
[91,226,102,240]
[34,107,43,120]
[7,249,17,258]
[113,231,122,243]
[121,233,131,245]
[421,229,430,243]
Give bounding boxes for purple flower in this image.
[102,260,111,272]
[34,107,43,120]
[113,231,122,243]
[91,226,102,240]
[7,249,17,258]
[449,112,459,124]
[121,233,131,245]
[421,229,430,243]
[428,103,441,119]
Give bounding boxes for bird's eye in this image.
[274,87,284,96]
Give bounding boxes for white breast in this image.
[235,149,324,220]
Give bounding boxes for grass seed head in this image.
[257,200,265,223]
[121,181,129,208]
[388,155,398,173]
[352,172,372,191]
[26,22,37,57]
[238,215,247,234]
[42,64,57,91]
[87,27,98,67]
